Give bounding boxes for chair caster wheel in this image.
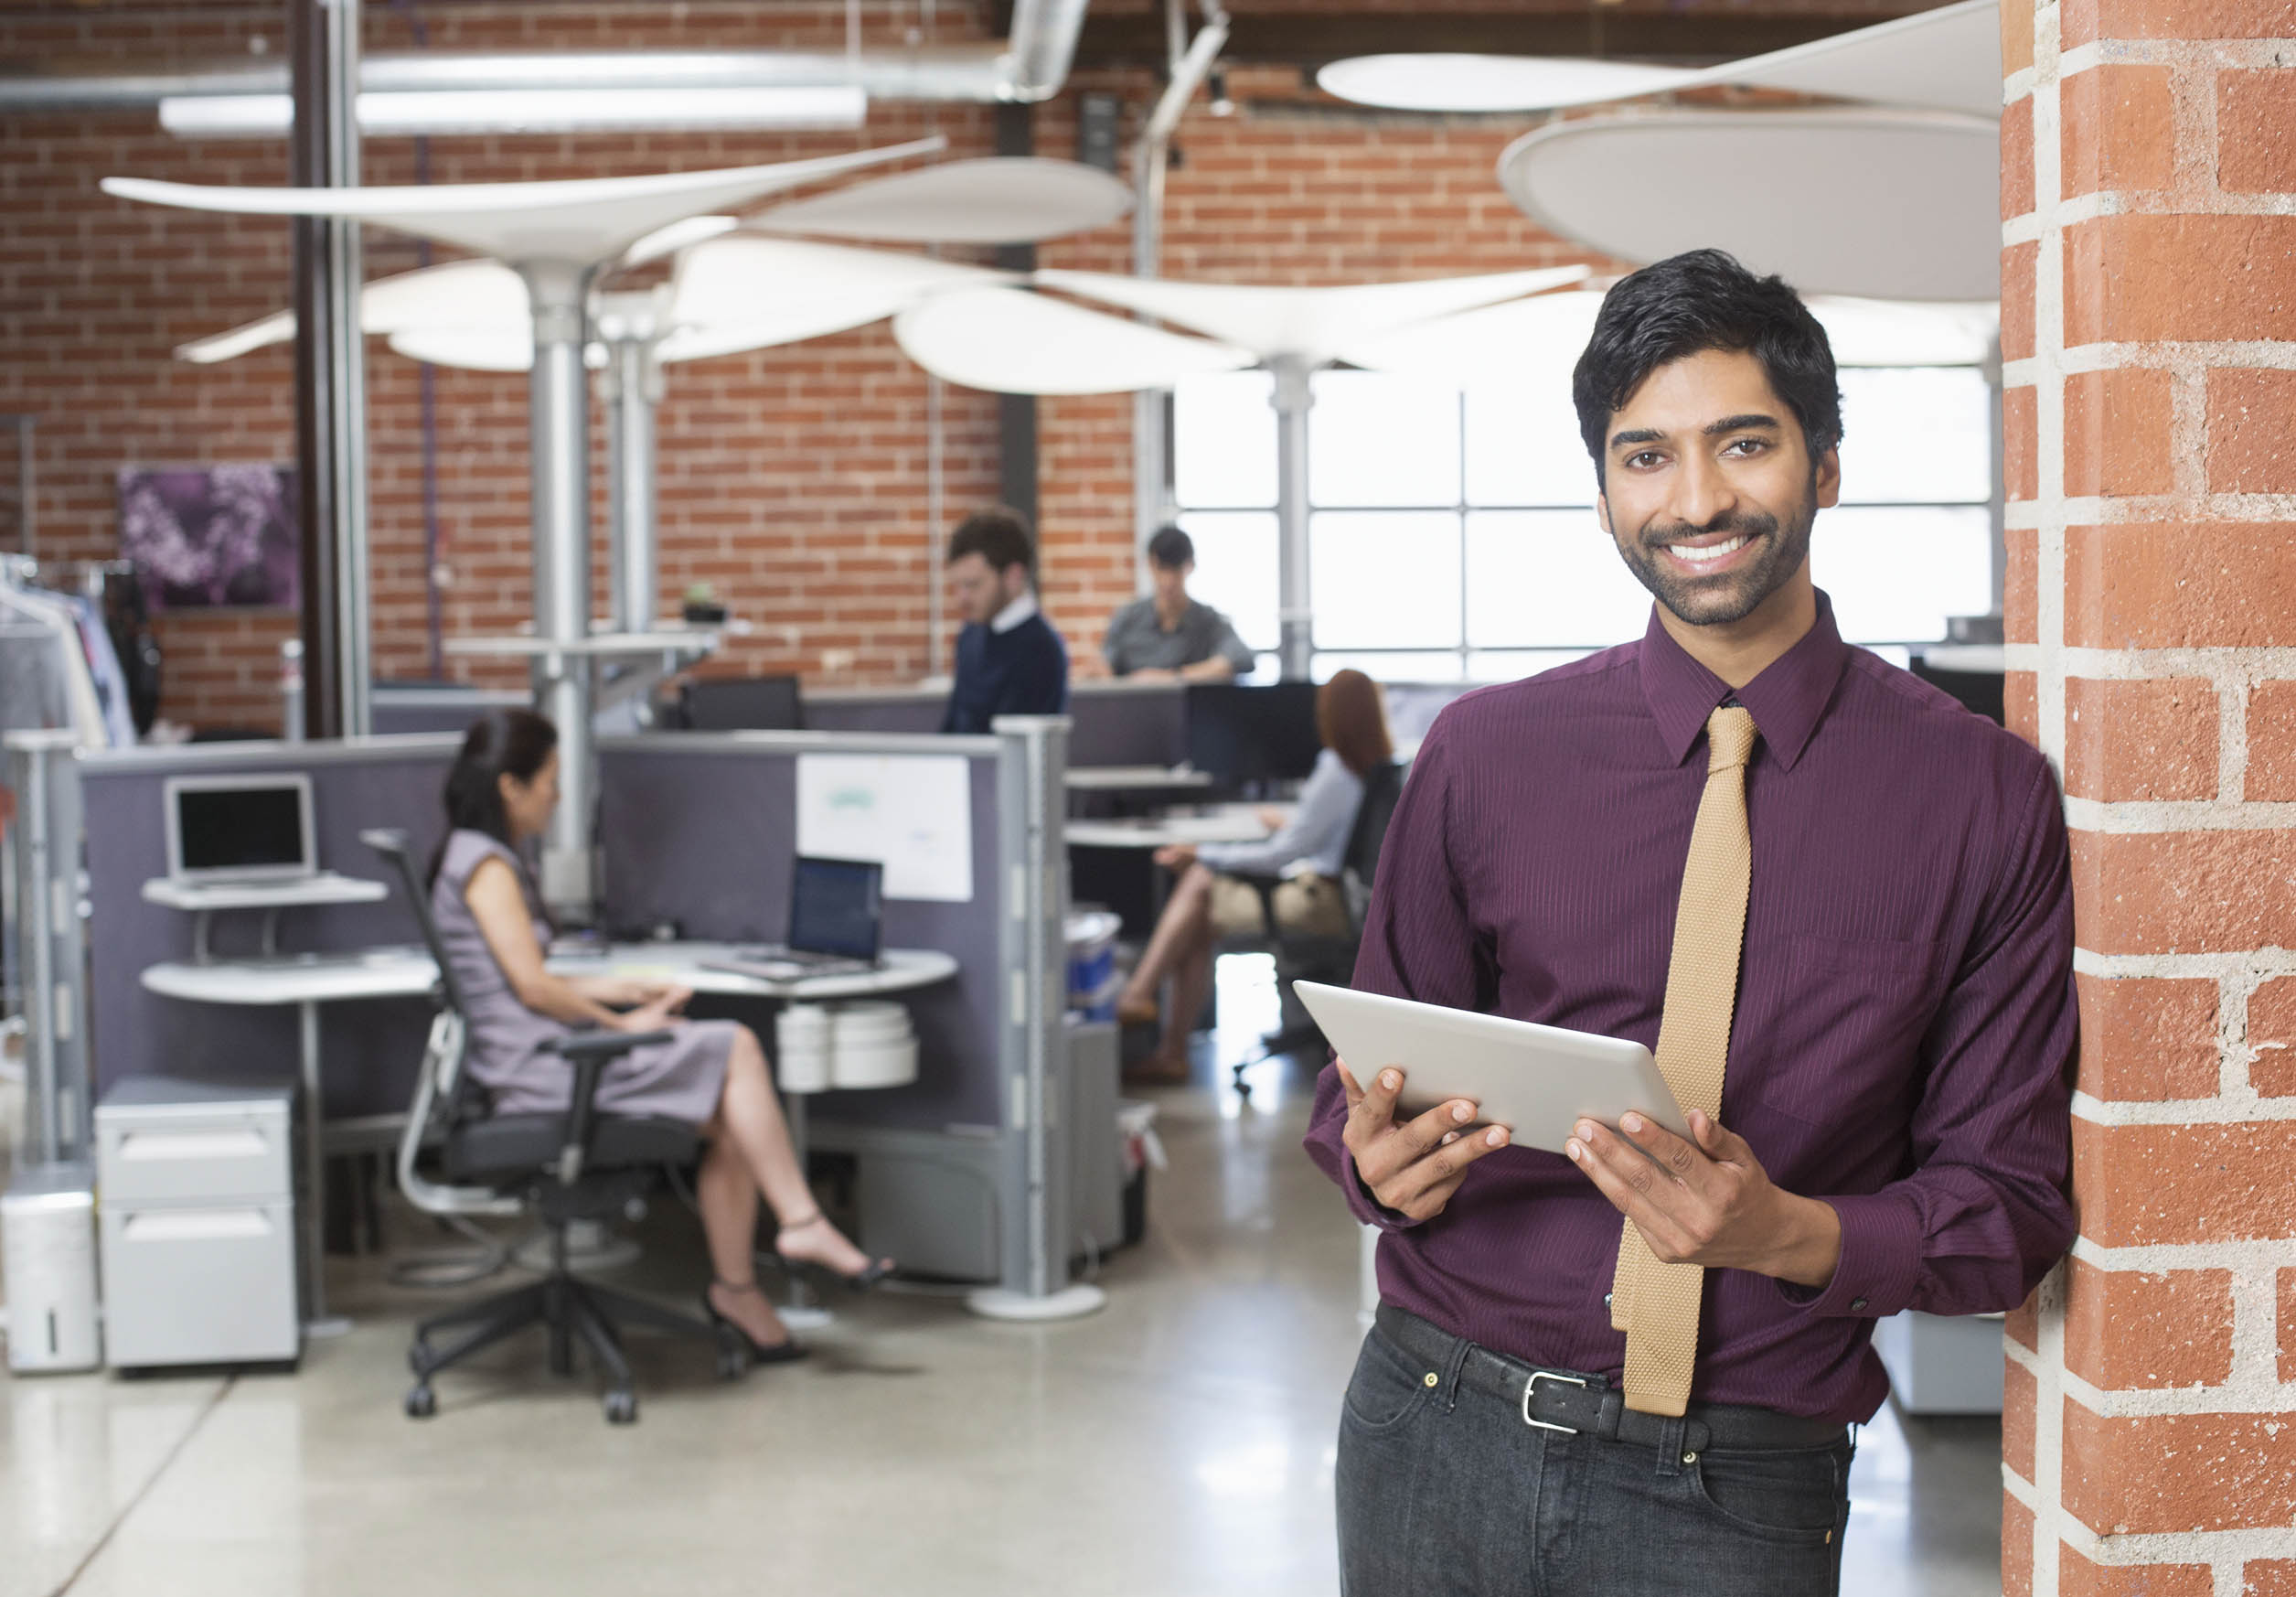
[716,1337,750,1381]
[603,1390,638,1425]
[404,1385,437,1420]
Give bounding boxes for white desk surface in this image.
[1065,807,1283,850]
[142,943,960,1007]
[1063,765,1215,792]
[141,874,390,913]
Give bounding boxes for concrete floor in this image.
[0,958,2005,1597]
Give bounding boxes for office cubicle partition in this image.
[596,730,1006,1133]
[80,736,461,1118]
[599,719,1084,1304]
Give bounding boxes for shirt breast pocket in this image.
[1747,934,1942,1128]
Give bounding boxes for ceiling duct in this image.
[0,0,1090,114]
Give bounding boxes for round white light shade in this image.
[1318,0,2001,120]
[1031,264,1590,366]
[893,287,1255,394]
[1317,55,1694,113]
[1497,110,2000,302]
[1340,290,1999,384]
[174,258,529,364]
[102,136,943,264]
[670,236,1007,333]
[753,156,1134,245]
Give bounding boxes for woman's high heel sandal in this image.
[701,1280,808,1364]
[775,1210,893,1292]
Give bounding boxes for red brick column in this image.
[2001,0,2296,1590]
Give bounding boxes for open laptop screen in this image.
[168,777,315,882]
[788,856,883,961]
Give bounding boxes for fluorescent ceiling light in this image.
[1316,55,1694,113]
[159,85,869,140]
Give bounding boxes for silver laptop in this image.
[163,774,317,886]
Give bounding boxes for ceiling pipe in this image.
[0,0,1089,113]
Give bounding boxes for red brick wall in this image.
[0,4,1617,730]
[1999,0,2296,1588]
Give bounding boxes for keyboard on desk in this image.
[709,947,877,981]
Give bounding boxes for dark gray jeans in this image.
[1336,1317,1853,1597]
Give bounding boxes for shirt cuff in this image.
[1777,1193,1922,1319]
[1342,1149,1425,1232]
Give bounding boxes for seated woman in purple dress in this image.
[428,709,888,1360]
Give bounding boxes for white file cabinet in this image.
[95,1077,301,1369]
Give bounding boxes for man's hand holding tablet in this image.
[1335,1062,1511,1222]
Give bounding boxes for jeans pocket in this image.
[1688,1443,1847,1546]
[1340,1329,1437,1437]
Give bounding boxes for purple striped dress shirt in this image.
[1304,595,2077,1424]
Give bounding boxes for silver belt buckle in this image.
[1522,1369,1588,1432]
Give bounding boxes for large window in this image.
[1171,365,1997,681]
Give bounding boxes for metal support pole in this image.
[290,0,371,739]
[1127,5,1226,587]
[6,731,88,1166]
[969,714,1104,1322]
[520,260,598,919]
[598,291,667,636]
[1272,357,1315,681]
[279,638,306,744]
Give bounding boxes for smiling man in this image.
[1303,250,2076,1596]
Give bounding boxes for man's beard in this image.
[1614,489,1817,628]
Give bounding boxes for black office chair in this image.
[1223,760,1405,1099]
[362,829,745,1425]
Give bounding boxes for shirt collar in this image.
[1638,589,1850,772]
[990,591,1040,634]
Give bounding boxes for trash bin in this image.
[1066,907,1124,1023]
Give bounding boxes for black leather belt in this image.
[1374,1304,1846,1455]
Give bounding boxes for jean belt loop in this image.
[1594,1386,1625,1442]
[1656,1415,1689,1478]
[1439,1334,1474,1415]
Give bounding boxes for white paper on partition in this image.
[796,754,974,903]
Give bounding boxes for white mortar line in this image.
[2030,12,2069,1584]
[2063,796,2296,832]
[2057,1525,2296,1570]
[2072,1089,2296,1124]
[2070,1235,2296,1272]
[2074,947,2296,979]
[2012,646,2296,677]
[2059,1367,2296,1417]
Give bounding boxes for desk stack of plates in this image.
[776,1002,918,1093]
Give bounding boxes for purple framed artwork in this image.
[117,464,301,611]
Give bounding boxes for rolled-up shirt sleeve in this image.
[1209,610,1257,675]
[1787,759,2077,1320]
[1303,713,1493,1230]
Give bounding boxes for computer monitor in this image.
[787,856,884,962]
[680,675,804,733]
[164,774,316,884]
[1185,681,1323,785]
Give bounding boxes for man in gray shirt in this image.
[1101,526,1258,681]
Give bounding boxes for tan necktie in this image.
[1609,704,1760,1418]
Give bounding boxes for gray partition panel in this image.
[596,735,1005,1133]
[81,737,461,1119]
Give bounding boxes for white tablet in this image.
[1293,981,1689,1155]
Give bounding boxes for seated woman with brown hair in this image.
[428,708,891,1361]
[1115,669,1395,1081]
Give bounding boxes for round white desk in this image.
[140,944,958,1334]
